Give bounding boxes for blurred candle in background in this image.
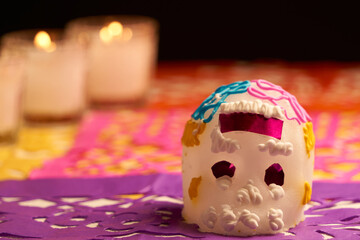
[0,56,23,144]
[1,29,86,123]
[66,15,158,107]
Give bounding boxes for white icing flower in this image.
[220,205,237,232]
[237,180,263,205]
[211,127,240,153]
[237,188,251,204]
[258,139,293,156]
[216,176,232,190]
[269,184,285,200]
[268,208,284,231]
[239,209,260,229]
[202,206,217,229]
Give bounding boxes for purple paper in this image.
[0,174,360,239]
[220,112,283,139]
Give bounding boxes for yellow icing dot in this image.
[181,120,206,147]
[188,176,202,200]
[302,181,312,205]
[303,122,315,158]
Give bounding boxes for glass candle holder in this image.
[65,15,158,108]
[0,56,23,144]
[1,29,86,123]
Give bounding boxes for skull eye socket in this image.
[264,163,284,186]
[211,161,235,178]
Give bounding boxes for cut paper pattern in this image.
[0,174,360,239]
[0,62,358,183]
[19,109,360,183]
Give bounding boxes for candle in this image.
[66,15,158,107]
[0,57,23,144]
[1,29,86,123]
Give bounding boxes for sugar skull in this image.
[182,79,315,236]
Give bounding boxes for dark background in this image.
[1,1,359,62]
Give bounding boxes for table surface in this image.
[0,60,360,239]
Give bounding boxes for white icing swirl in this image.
[268,208,284,231]
[202,206,217,229]
[269,184,285,200]
[236,180,263,205]
[216,175,232,190]
[220,205,237,232]
[211,126,240,153]
[220,99,284,119]
[258,139,293,156]
[239,209,260,229]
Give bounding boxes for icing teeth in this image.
[220,100,285,119]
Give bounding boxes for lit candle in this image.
[1,29,86,123]
[66,16,158,107]
[0,57,23,143]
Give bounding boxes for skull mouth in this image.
[211,161,235,178]
[219,112,283,140]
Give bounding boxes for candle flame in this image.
[99,21,132,43]
[34,31,56,52]
[99,27,112,43]
[108,21,123,36]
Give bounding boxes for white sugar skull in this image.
[182,79,315,236]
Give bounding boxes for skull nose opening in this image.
[264,163,284,186]
[211,161,235,178]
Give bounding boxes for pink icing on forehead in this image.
[248,79,311,124]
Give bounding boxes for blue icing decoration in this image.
[191,81,251,123]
